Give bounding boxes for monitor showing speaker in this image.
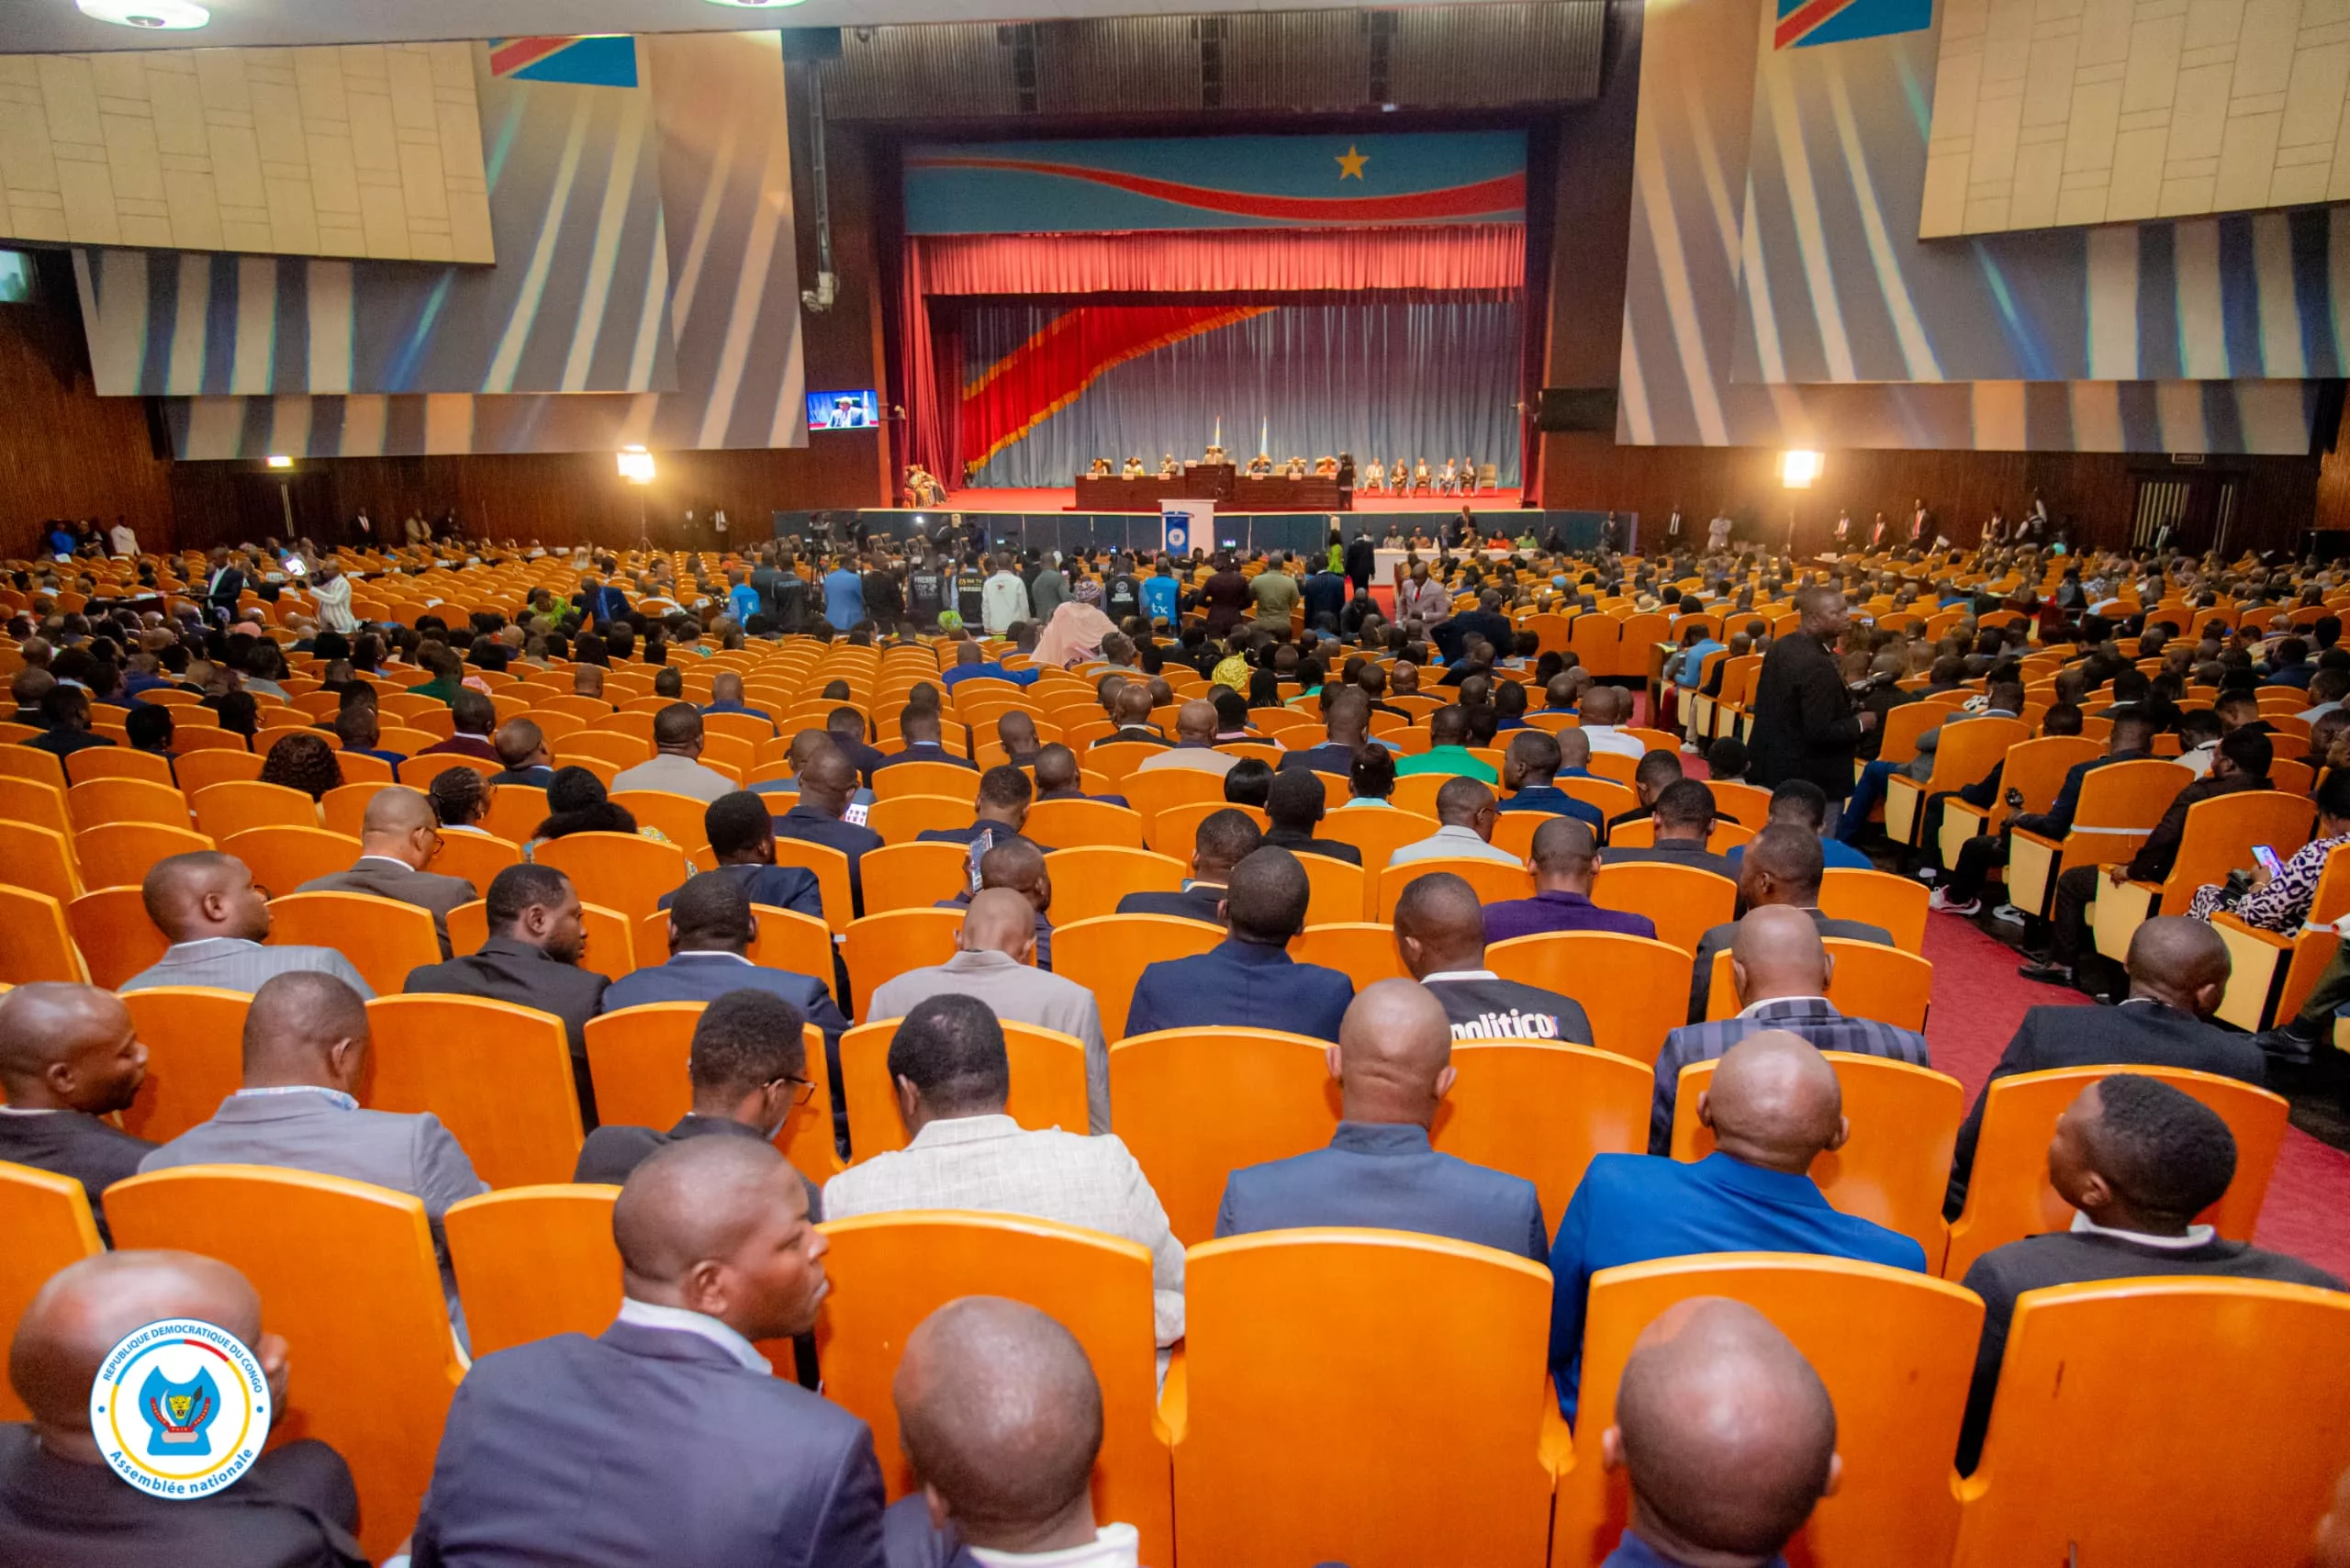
[1536,387,1618,433]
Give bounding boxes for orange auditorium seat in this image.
[583,1005,840,1184]
[118,986,249,1144]
[264,890,440,998]
[1108,1026,1338,1245]
[1055,914,1224,1042]
[444,1185,622,1356]
[0,1161,101,1422]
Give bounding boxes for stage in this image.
[775,502,1624,559]
[939,487,1526,514]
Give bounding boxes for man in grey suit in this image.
[1685,826,1893,1024]
[139,971,487,1345]
[295,786,476,958]
[119,850,374,997]
[408,1137,887,1566]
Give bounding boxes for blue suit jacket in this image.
[599,953,849,1049]
[410,1320,885,1567]
[1216,1122,1547,1260]
[1547,1151,1926,1418]
[1126,936,1353,1042]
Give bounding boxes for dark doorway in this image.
[2132,468,2240,554]
[227,469,338,545]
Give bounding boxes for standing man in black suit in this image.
[0,984,155,1243]
[1116,807,1262,926]
[402,864,612,1126]
[1946,918,2266,1218]
[202,545,248,624]
[0,1251,368,1566]
[408,1136,886,1565]
[1745,586,1874,800]
[1343,527,1378,599]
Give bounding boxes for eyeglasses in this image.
[771,1076,817,1107]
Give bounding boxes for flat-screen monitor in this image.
[0,252,33,304]
[808,389,878,430]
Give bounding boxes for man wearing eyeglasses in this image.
[294,785,476,958]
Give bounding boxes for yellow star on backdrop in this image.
[1336,145,1368,180]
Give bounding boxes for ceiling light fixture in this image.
[76,0,209,28]
[264,454,294,469]
[700,0,811,10]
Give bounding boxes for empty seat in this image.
[444,1183,621,1356]
[535,831,689,924]
[364,994,583,1188]
[118,987,250,1144]
[1430,1041,1653,1231]
[0,1160,102,1422]
[265,890,440,998]
[1486,932,1690,1065]
[65,885,167,989]
[0,886,87,984]
[73,821,211,891]
[1056,914,1225,1042]
[582,1004,841,1184]
[219,825,362,894]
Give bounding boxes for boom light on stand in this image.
[1781,449,1822,552]
[618,446,655,536]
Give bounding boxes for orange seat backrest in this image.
[0,776,71,838]
[856,840,972,915]
[218,824,361,895]
[533,831,688,924]
[838,1018,1092,1159]
[62,747,176,789]
[1120,766,1229,837]
[118,986,250,1144]
[364,994,583,1188]
[1431,1041,1651,1229]
[1377,857,1533,921]
[1107,1027,1339,1246]
[1149,801,1267,865]
[1818,867,1930,952]
[0,885,85,984]
[423,829,518,894]
[1556,1254,1984,1568]
[0,1161,101,1422]
[1025,796,1147,850]
[2156,789,2316,909]
[1172,1229,1558,1568]
[0,747,66,792]
[1311,807,1438,882]
[0,819,81,904]
[863,793,973,847]
[1953,1278,2350,1566]
[816,1212,1171,1566]
[443,1184,621,1356]
[582,1005,840,1183]
[868,760,982,803]
[65,777,190,834]
[264,890,440,998]
[71,821,212,893]
[1589,860,1735,953]
[1055,914,1225,1043]
[1672,1052,1963,1263]
[1703,939,1933,1030]
[1873,702,1941,767]
[1287,921,1405,990]
[769,835,855,931]
[1487,931,1690,1066]
[604,790,709,857]
[66,885,166,988]
[1943,1065,2288,1279]
[106,1166,463,1562]
[841,906,968,1019]
[2064,757,2193,839]
[1037,846,1184,926]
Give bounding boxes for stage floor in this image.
[939,487,1524,515]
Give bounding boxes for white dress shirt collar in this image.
[969,1524,1143,1566]
[672,950,755,966]
[615,1297,772,1374]
[2070,1211,2215,1249]
[907,1113,1023,1150]
[1419,969,1499,982]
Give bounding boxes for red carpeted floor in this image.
[1920,911,2350,1278]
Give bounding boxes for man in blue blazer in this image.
[1548,1032,1926,1420]
[1125,846,1354,1041]
[1215,979,1547,1259]
[408,1137,886,1565]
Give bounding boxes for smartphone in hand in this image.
[2253,845,2284,879]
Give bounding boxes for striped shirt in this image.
[1649,997,1930,1154]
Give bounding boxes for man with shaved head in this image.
[1548,1034,1926,1417]
[1483,818,1657,941]
[1393,870,1593,1044]
[874,887,1109,1132]
[1215,980,1548,1258]
[1684,825,1893,1023]
[1599,1297,1840,1566]
[1649,905,1930,1153]
[1093,685,1171,749]
[886,1297,1137,1564]
[0,984,153,1240]
[611,700,737,802]
[0,1251,367,1565]
[1116,805,1261,926]
[295,783,476,957]
[1392,775,1521,868]
[932,834,1058,968]
[140,970,487,1340]
[1945,915,2266,1218]
[1575,684,1647,759]
[1126,846,1354,1040]
[487,716,554,787]
[120,849,373,996]
[408,1137,887,1563]
[1134,697,1239,777]
[772,739,886,914]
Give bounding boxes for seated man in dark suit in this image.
[1259,767,1361,864]
[1651,907,1930,1154]
[1685,826,1892,1024]
[1595,1298,1841,1568]
[1603,748,1684,835]
[826,707,890,788]
[1603,778,1736,879]
[1126,846,1354,1042]
[771,742,885,915]
[1115,806,1260,926]
[0,984,154,1244]
[294,785,476,958]
[1276,688,1377,776]
[0,1250,367,1567]
[1493,729,1607,838]
[917,765,1039,859]
[873,705,978,776]
[487,717,556,787]
[657,790,824,923]
[1032,742,1127,809]
[404,864,612,1126]
[1549,1033,1927,1418]
[1091,685,1171,749]
[884,1297,1140,1567]
[1216,979,1547,1258]
[416,689,501,762]
[1393,870,1593,1043]
[1953,1074,2344,1473]
[408,1137,887,1565]
[20,684,114,759]
[930,836,1057,972]
[1946,917,2265,1217]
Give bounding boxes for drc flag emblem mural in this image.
[489,36,640,87]
[1774,0,1930,49]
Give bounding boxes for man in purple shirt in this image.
[1483,818,1656,944]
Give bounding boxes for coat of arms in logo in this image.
[137,1365,222,1452]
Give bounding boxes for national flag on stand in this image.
[488,36,639,86]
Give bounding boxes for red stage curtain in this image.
[913,224,1524,295]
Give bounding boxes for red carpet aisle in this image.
[1921,913,2350,1279]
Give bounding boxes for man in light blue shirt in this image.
[1140,565,1180,627]
[822,558,866,630]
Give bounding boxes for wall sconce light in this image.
[1780,450,1822,489]
[265,454,294,469]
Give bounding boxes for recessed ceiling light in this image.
[76,0,208,26]
[702,0,810,10]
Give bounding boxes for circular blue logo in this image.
[90,1317,272,1499]
[1166,523,1189,552]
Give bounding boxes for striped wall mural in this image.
[1620,0,2332,453]
[161,29,804,458]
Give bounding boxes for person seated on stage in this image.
[1248,453,1274,476]
[1159,453,1180,477]
[1461,457,1482,496]
[1414,458,1433,492]
[1122,455,1147,479]
[1203,442,1226,465]
[1315,454,1338,476]
[1364,459,1386,493]
[1284,455,1308,479]
[1438,459,1460,494]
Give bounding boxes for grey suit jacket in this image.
[139,1089,487,1341]
[296,857,478,958]
[118,937,375,998]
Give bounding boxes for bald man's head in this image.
[240,970,370,1093]
[1728,906,1833,1008]
[1333,979,1457,1126]
[1175,699,1217,744]
[1393,871,1488,979]
[612,1135,828,1341]
[11,1252,282,1461]
[894,1297,1104,1549]
[796,745,858,814]
[1608,1297,1838,1561]
[1698,1032,1846,1172]
[0,984,145,1115]
[359,785,439,870]
[958,887,1040,960]
[2125,916,2231,1017]
[141,850,271,943]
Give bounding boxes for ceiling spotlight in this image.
[76,0,209,28]
[265,454,294,469]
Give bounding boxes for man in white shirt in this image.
[1134,700,1238,778]
[981,557,1032,635]
[106,519,138,557]
[611,703,740,803]
[887,1297,1143,1567]
[1573,686,1647,758]
[1390,778,1523,868]
[869,890,1110,1133]
[823,994,1185,1348]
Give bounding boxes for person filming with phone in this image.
[2185,768,2350,935]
